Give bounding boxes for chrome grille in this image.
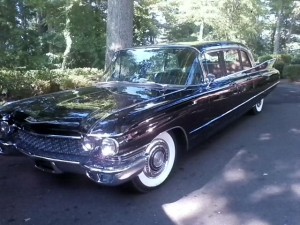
[16,130,89,156]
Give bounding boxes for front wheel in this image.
[251,98,264,115]
[131,131,176,192]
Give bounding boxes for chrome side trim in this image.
[190,81,279,134]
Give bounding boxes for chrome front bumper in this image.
[0,140,20,155]
[84,155,147,185]
[1,140,147,186]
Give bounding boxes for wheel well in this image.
[169,127,188,152]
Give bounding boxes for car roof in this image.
[129,41,248,53]
[190,41,248,51]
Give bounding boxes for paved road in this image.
[1,81,300,225]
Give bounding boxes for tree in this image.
[62,0,74,69]
[133,0,160,45]
[267,0,296,54]
[105,0,134,67]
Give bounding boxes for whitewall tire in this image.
[251,98,264,114]
[132,131,176,192]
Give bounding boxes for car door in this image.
[222,49,255,115]
[182,56,213,145]
[200,50,240,133]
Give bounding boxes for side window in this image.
[240,51,252,69]
[155,48,200,85]
[202,51,224,78]
[186,58,204,85]
[224,49,241,75]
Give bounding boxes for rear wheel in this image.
[251,98,264,114]
[131,131,176,192]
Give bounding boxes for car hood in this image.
[1,82,196,136]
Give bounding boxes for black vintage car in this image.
[0,42,279,192]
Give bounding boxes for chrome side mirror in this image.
[206,73,216,87]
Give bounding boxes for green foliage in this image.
[166,22,198,42]
[134,0,160,45]
[274,61,285,76]
[0,0,107,70]
[278,54,292,64]
[68,1,106,68]
[258,55,273,63]
[291,55,300,65]
[259,54,295,77]
[273,54,292,76]
[0,68,103,102]
[268,0,296,52]
[1,0,299,70]
[282,65,300,81]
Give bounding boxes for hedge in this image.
[0,68,104,102]
[291,55,300,65]
[258,55,273,63]
[258,54,296,78]
[282,65,300,81]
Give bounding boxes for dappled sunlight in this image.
[162,191,233,225]
[290,128,300,135]
[291,184,300,198]
[250,185,286,203]
[162,144,300,225]
[222,150,256,184]
[258,133,272,141]
[162,149,267,225]
[245,219,271,225]
[162,191,245,225]
[289,170,300,179]
[162,184,271,225]
[223,168,249,183]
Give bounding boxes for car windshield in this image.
[106,47,202,85]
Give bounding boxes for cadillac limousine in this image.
[0,41,280,192]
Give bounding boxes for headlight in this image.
[82,137,95,152]
[101,138,119,157]
[0,121,11,135]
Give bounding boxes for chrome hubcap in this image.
[152,150,165,168]
[255,99,264,111]
[145,139,169,178]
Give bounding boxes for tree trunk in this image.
[198,21,204,41]
[286,15,295,45]
[62,1,73,69]
[273,9,283,54]
[105,0,134,68]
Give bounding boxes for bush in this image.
[282,65,300,81]
[259,55,283,76]
[274,54,292,76]
[291,55,300,65]
[0,68,104,102]
[274,61,285,77]
[278,54,292,64]
[258,55,273,63]
[258,54,293,78]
